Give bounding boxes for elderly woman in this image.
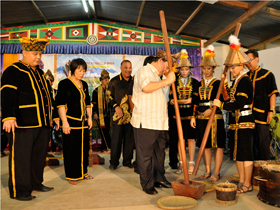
[191,45,225,182]
[214,35,254,193]
[92,69,111,153]
[56,58,93,185]
[169,49,198,175]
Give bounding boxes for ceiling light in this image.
[82,0,88,13]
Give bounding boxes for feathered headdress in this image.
[224,35,251,66]
[177,49,193,68]
[199,45,219,67]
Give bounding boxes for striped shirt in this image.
[130,63,169,130]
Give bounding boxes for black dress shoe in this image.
[34,186,54,192]
[123,163,134,168]
[143,187,158,195]
[13,195,36,201]
[109,164,117,170]
[154,180,172,188]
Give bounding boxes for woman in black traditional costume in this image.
[214,35,255,193]
[169,49,198,175]
[56,58,93,185]
[191,45,225,182]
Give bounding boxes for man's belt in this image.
[179,104,191,108]
[243,104,251,109]
[199,102,212,106]
[232,110,252,117]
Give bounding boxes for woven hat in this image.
[45,69,54,82]
[19,37,50,51]
[199,45,219,67]
[177,49,193,68]
[100,69,110,80]
[224,35,251,66]
[156,49,180,67]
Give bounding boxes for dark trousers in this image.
[253,123,272,160]
[6,127,49,198]
[110,123,134,166]
[133,127,167,190]
[98,116,111,151]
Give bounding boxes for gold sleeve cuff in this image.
[53,118,60,121]
[113,103,118,108]
[2,117,16,122]
[57,105,66,108]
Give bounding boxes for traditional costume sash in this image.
[98,85,109,127]
[173,115,193,120]
[229,112,255,161]
[196,114,223,148]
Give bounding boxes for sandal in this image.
[236,185,253,194]
[209,174,220,182]
[175,169,183,175]
[237,182,243,188]
[84,174,94,180]
[188,161,195,174]
[69,180,78,185]
[199,172,211,180]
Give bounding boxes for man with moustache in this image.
[245,49,279,160]
[131,55,175,195]
[1,37,59,200]
[108,60,134,169]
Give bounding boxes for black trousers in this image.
[98,116,111,151]
[133,127,167,190]
[253,123,272,160]
[110,123,134,166]
[6,127,49,198]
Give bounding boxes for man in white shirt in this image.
[131,56,175,195]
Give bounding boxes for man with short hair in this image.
[108,60,134,169]
[1,37,59,201]
[131,55,175,195]
[245,49,279,160]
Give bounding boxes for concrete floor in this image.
[1,149,277,210]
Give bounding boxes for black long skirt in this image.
[63,127,89,180]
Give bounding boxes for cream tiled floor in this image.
[1,149,277,210]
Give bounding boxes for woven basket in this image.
[215,182,237,206]
[157,196,197,210]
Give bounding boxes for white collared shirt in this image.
[130,63,169,130]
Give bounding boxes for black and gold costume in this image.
[168,73,198,169]
[192,78,225,149]
[92,85,111,151]
[247,67,279,160]
[108,73,134,167]
[1,60,58,198]
[56,78,91,181]
[221,74,255,161]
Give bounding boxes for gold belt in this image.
[179,104,191,108]
[196,114,223,148]
[173,116,193,120]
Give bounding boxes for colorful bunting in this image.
[122,29,142,42]
[0,32,9,41]
[98,24,119,41]
[30,29,38,38]
[10,31,28,39]
[39,27,62,39]
[66,24,88,40]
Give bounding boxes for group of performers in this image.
[1,34,278,199]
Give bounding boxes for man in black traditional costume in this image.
[1,37,59,200]
[245,49,279,160]
[108,60,134,170]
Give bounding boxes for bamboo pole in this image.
[193,23,242,175]
[159,10,190,185]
